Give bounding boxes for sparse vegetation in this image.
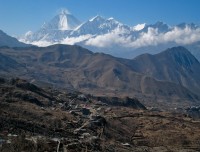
[0,77,200,151]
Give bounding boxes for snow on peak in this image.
[41,11,81,31]
[133,23,146,31]
[108,17,114,20]
[25,31,33,37]
[107,17,120,23]
[59,8,71,15]
[57,13,80,30]
[89,16,121,25]
[89,15,105,22]
[58,14,69,30]
[20,11,200,57]
[144,21,170,33]
[176,23,198,29]
[153,21,169,28]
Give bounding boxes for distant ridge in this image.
[0,30,31,47]
[129,46,200,94]
[0,45,199,108]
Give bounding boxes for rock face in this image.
[128,46,200,94]
[0,45,199,107]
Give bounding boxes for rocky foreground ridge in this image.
[1,77,200,152]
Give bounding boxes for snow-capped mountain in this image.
[176,23,199,29]
[20,11,200,60]
[43,9,81,31]
[142,21,171,33]
[71,15,131,36]
[21,9,81,44]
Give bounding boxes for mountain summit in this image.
[20,10,81,44]
[71,15,130,36]
[42,9,81,31]
[131,46,200,94]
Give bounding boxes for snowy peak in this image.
[176,23,199,29]
[59,9,71,15]
[143,21,170,33]
[89,15,106,22]
[88,15,121,25]
[58,13,70,30]
[20,11,200,60]
[72,15,129,36]
[42,11,81,31]
[133,23,146,31]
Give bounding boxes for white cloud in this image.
[85,28,132,47]
[84,26,200,49]
[31,41,57,47]
[61,34,92,45]
[21,35,92,47]
[128,27,159,48]
[85,32,130,47]
[133,23,146,31]
[163,26,200,45]
[22,25,200,49]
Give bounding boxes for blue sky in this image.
[0,0,200,36]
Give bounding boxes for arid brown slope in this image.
[126,46,200,94]
[0,45,199,107]
[1,77,200,152]
[103,108,200,152]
